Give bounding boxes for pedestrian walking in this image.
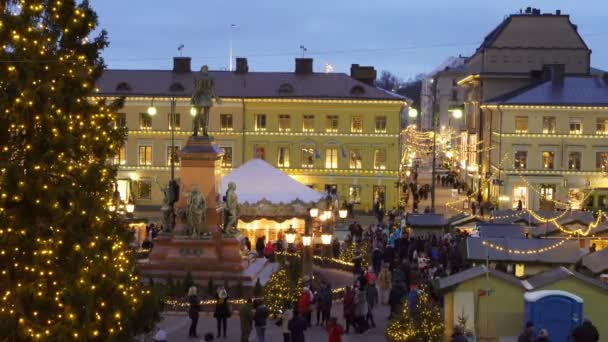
[388,283,404,320]
[213,286,230,338]
[238,299,253,342]
[343,286,355,333]
[571,318,600,341]
[365,282,378,328]
[288,310,308,342]
[187,286,201,338]
[377,264,392,304]
[280,302,294,342]
[327,317,344,342]
[353,284,368,333]
[253,299,268,342]
[298,286,313,327]
[318,281,333,326]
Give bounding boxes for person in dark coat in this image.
[239,299,253,342]
[256,236,265,257]
[372,248,383,275]
[571,319,600,342]
[451,325,468,342]
[187,286,201,338]
[343,286,355,333]
[253,299,268,342]
[288,311,308,342]
[213,286,230,338]
[518,321,535,342]
[387,283,405,320]
[332,238,341,258]
[243,236,252,252]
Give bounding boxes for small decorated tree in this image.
[386,287,444,341]
[340,240,370,268]
[263,269,302,316]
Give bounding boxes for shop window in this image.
[515,116,528,133]
[540,184,556,201]
[542,151,554,169]
[277,147,290,167]
[568,152,581,170]
[514,151,527,169]
[542,116,556,134]
[512,186,528,209]
[302,115,315,132]
[349,149,362,169]
[325,148,338,169]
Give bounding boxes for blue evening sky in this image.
[91,1,608,79]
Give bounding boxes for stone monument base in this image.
[139,234,270,286]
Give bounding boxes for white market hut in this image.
[220,159,324,242]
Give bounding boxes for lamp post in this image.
[285,225,297,252]
[302,212,313,283]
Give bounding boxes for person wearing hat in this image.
[535,329,549,342]
[518,321,535,342]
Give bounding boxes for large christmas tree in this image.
[0,0,158,339]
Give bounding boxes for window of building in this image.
[373,185,386,206]
[374,148,387,170]
[277,146,290,167]
[254,145,266,160]
[596,118,608,134]
[515,116,528,133]
[512,186,528,209]
[542,116,556,134]
[139,113,152,130]
[542,151,554,169]
[351,116,363,133]
[221,146,232,167]
[569,118,582,134]
[597,152,608,170]
[278,114,291,132]
[540,184,556,201]
[168,113,180,130]
[325,184,337,195]
[301,146,315,168]
[375,116,387,133]
[113,145,126,165]
[220,114,233,132]
[599,196,607,208]
[514,151,527,169]
[348,185,361,204]
[303,115,315,132]
[326,115,339,133]
[255,114,266,131]
[134,179,152,200]
[452,79,457,86]
[451,89,458,101]
[349,149,362,169]
[138,144,152,166]
[115,113,126,128]
[325,147,338,169]
[166,145,180,166]
[568,152,581,170]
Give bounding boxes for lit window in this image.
[277,147,290,167]
[115,113,126,128]
[221,146,232,167]
[113,145,126,165]
[514,151,527,169]
[597,152,608,170]
[254,145,266,160]
[255,114,266,131]
[349,149,362,169]
[278,114,291,132]
[540,184,555,201]
[375,116,387,133]
[349,185,361,204]
[596,118,608,135]
[568,152,581,170]
[139,113,152,130]
[166,145,180,166]
[542,116,556,134]
[325,148,338,169]
[220,114,233,132]
[138,145,152,166]
[374,148,387,170]
[515,264,525,277]
[512,186,528,209]
[569,118,582,134]
[302,115,315,132]
[515,116,528,133]
[168,113,180,130]
[542,151,554,169]
[326,115,339,133]
[301,146,315,168]
[134,180,152,200]
[351,116,362,133]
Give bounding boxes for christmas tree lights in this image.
[0,0,158,339]
[386,288,444,341]
[262,268,302,316]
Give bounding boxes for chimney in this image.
[549,64,565,86]
[235,57,248,73]
[350,64,377,86]
[556,9,561,15]
[173,57,191,73]
[295,58,313,74]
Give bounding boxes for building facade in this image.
[96,57,407,213]
[457,8,592,199]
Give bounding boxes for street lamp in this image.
[338,208,348,219]
[285,225,297,244]
[408,108,418,118]
[146,99,157,116]
[321,230,332,245]
[302,233,312,247]
[309,207,319,218]
[190,107,198,116]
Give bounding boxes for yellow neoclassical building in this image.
[96,57,407,213]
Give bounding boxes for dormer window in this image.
[278,82,294,94]
[115,82,132,92]
[169,82,185,92]
[350,85,365,95]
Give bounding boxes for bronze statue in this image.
[186,184,207,237]
[191,65,221,137]
[155,177,173,232]
[223,182,239,233]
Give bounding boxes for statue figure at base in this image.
[186,184,207,237]
[156,177,174,233]
[223,182,239,233]
[191,65,221,137]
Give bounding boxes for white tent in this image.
[220,159,324,204]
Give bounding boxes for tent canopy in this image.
[220,159,324,204]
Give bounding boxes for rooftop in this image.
[582,248,608,274]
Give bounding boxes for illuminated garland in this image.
[481,238,567,254]
[386,286,444,341]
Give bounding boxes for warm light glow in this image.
[302,234,312,247]
[321,233,332,245]
[451,109,463,119]
[319,212,328,222]
[190,107,197,116]
[108,204,116,212]
[408,108,418,118]
[338,209,348,219]
[146,106,157,116]
[309,208,319,218]
[405,170,411,177]
[445,151,453,158]
[515,264,525,277]
[323,210,332,220]
[126,202,135,213]
[285,225,297,244]
[498,195,510,202]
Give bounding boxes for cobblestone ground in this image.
[156,303,391,342]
